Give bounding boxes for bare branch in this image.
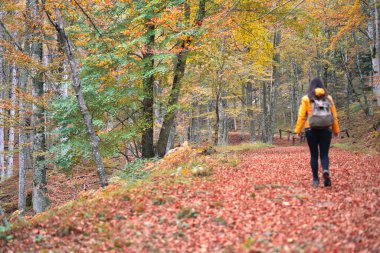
[249,0,295,23]
[0,19,23,51]
[72,0,103,38]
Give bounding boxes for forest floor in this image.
[1,134,380,252]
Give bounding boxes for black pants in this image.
[305,128,332,180]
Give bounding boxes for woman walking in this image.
[294,78,340,188]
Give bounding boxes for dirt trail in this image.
[3,146,380,252]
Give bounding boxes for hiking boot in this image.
[323,171,331,187]
[312,178,320,188]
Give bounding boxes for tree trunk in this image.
[240,84,246,140]
[233,99,237,131]
[48,6,108,188]
[219,91,228,145]
[290,59,299,129]
[156,0,206,156]
[57,29,69,97]
[369,0,380,74]
[154,80,163,127]
[190,101,201,143]
[141,23,155,158]
[166,121,176,153]
[0,205,10,229]
[267,31,281,144]
[289,74,295,130]
[0,31,5,182]
[6,63,17,179]
[246,82,255,142]
[0,91,5,182]
[353,33,370,116]
[261,82,268,142]
[32,0,49,213]
[18,0,32,215]
[340,46,369,117]
[207,101,213,142]
[19,83,28,215]
[156,46,186,156]
[374,2,380,106]
[340,48,352,121]
[213,90,221,146]
[367,0,380,106]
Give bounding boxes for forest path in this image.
[3,145,380,252]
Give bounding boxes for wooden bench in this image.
[279,129,305,145]
[280,128,350,146]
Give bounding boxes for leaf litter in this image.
[1,145,380,252]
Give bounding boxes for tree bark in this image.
[218,91,228,145]
[369,0,380,74]
[367,0,380,106]
[340,48,352,121]
[46,6,108,188]
[290,59,299,129]
[0,25,5,182]
[57,29,69,97]
[213,89,221,146]
[240,84,246,140]
[156,0,206,156]
[141,24,155,158]
[261,82,268,142]
[246,82,256,143]
[0,205,10,229]
[190,101,201,143]
[267,31,281,144]
[32,0,49,213]
[18,0,32,215]
[166,121,176,153]
[233,99,237,131]
[340,46,369,117]
[7,62,17,179]
[353,32,370,116]
[374,1,380,106]
[207,101,213,142]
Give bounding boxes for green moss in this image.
[331,142,370,154]
[215,142,274,152]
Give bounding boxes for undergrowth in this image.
[2,142,274,239]
[115,158,159,182]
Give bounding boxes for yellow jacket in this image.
[294,91,340,134]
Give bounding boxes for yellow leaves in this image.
[327,0,365,52]
[94,59,112,68]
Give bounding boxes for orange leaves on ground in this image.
[2,142,380,252]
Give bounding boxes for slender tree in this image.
[31,0,49,213]
[7,62,17,178]
[0,24,5,182]
[246,81,256,142]
[141,23,155,158]
[0,204,10,229]
[18,0,32,215]
[43,3,108,187]
[267,30,281,144]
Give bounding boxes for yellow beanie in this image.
[315,88,325,97]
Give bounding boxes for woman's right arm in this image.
[294,97,308,134]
